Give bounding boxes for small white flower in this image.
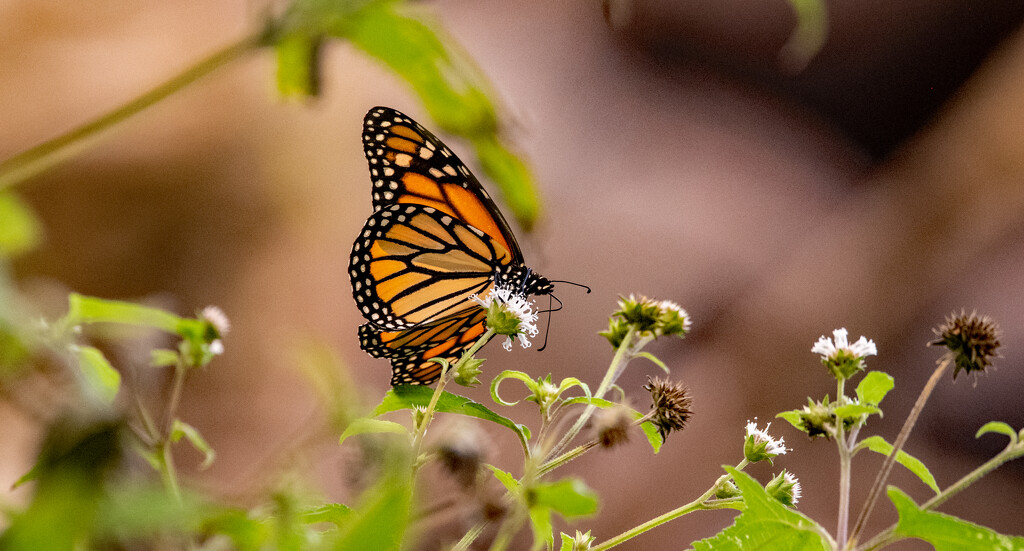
[812,328,876,360]
[745,420,788,456]
[471,283,539,350]
[785,472,802,504]
[201,305,231,336]
[209,339,225,355]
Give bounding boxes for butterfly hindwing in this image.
[349,203,512,330]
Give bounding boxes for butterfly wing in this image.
[361,106,523,263]
[350,203,512,330]
[358,308,490,385]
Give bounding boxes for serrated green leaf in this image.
[856,371,894,406]
[889,487,1024,550]
[275,32,322,98]
[856,436,939,494]
[834,403,881,418]
[374,385,531,449]
[531,478,599,519]
[170,420,216,470]
[73,345,120,404]
[690,468,832,551]
[976,421,1018,442]
[339,418,410,446]
[0,191,41,257]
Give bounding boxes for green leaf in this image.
[491,369,538,406]
[779,0,829,73]
[776,410,805,431]
[691,468,832,551]
[300,503,352,527]
[975,421,1018,442]
[150,348,180,368]
[531,478,599,519]
[170,420,216,470]
[486,465,520,493]
[559,532,575,551]
[856,436,939,494]
[856,371,894,406]
[471,135,540,230]
[275,32,322,98]
[889,487,1024,550]
[67,294,188,335]
[0,191,41,257]
[635,351,671,374]
[374,385,531,449]
[834,403,881,418]
[339,418,410,445]
[638,417,663,454]
[333,472,412,550]
[329,1,539,229]
[73,345,120,404]
[528,505,554,551]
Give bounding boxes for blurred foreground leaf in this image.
[0,191,42,257]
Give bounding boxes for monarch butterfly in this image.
[349,106,553,385]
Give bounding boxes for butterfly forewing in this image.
[362,107,523,262]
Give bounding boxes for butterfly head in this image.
[494,265,553,298]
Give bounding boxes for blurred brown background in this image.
[2,0,1024,549]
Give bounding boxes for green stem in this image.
[847,357,950,549]
[590,460,749,551]
[546,327,637,461]
[836,378,852,546]
[0,31,265,190]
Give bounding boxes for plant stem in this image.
[836,378,852,545]
[546,327,637,461]
[847,357,950,548]
[0,31,265,190]
[590,461,748,551]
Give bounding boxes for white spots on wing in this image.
[443,165,458,176]
[384,167,395,176]
[429,168,444,178]
[419,147,433,160]
[395,153,413,167]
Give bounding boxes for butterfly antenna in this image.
[546,279,592,294]
[536,294,564,351]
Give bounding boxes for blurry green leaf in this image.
[203,509,271,551]
[93,485,208,540]
[170,419,216,470]
[856,436,939,494]
[73,345,120,404]
[779,0,829,73]
[0,191,42,257]
[67,293,186,335]
[638,417,663,454]
[339,418,409,446]
[776,410,805,431]
[333,472,412,550]
[530,478,599,519]
[691,468,832,551]
[856,371,894,406]
[528,506,553,551]
[0,418,122,551]
[301,503,352,527]
[374,385,531,449]
[150,348,180,367]
[472,134,540,230]
[636,351,670,374]
[889,487,1024,550]
[295,340,362,431]
[276,32,322,98]
[326,1,540,228]
[559,532,575,551]
[0,322,32,376]
[975,421,1017,442]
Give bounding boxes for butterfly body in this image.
[349,107,551,385]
